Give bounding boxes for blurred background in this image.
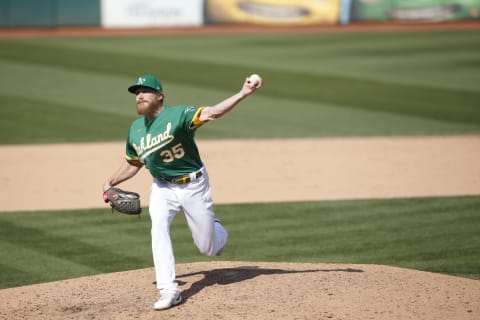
[0,0,479,29]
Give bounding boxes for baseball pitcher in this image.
[102,74,262,310]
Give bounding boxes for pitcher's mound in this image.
[1,261,478,320]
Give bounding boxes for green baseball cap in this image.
[128,75,163,94]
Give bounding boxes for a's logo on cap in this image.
[137,77,146,85]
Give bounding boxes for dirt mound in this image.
[1,261,478,320]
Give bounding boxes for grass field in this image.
[1,30,480,143]
[1,29,479,289]
[1,196,479,289]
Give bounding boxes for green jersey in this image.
[125,105,205,179]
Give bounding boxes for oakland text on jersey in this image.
[132,122,174,162]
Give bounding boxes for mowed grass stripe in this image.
[0,218,149,270]
[220,197,480,276]
[0,94,133,143]
[0,209,154,288]
[1,195,478,288]
[1,31,480,143]
[0,242,100,289]
[1,40,479,125]
[40,30,480,91]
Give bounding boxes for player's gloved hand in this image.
[103,187,142,215]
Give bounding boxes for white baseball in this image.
[248,74,262,87]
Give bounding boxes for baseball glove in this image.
[103,187,142,215]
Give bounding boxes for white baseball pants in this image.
[149,167,228,295]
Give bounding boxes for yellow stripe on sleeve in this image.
[126,156,143,167]
[191,107,206,129]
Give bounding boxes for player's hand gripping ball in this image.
[248,74,262,88]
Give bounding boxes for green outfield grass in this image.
[1,30,480,144]
[1,196,479,289]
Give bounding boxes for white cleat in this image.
[154,292,182,310]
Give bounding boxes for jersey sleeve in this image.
[184,106,206,130]
[125,127,142,165]
[125,142,142,165]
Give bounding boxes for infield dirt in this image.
[2,136,480,212]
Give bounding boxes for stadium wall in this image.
[350,0,480,22]
[0,0,101,27]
